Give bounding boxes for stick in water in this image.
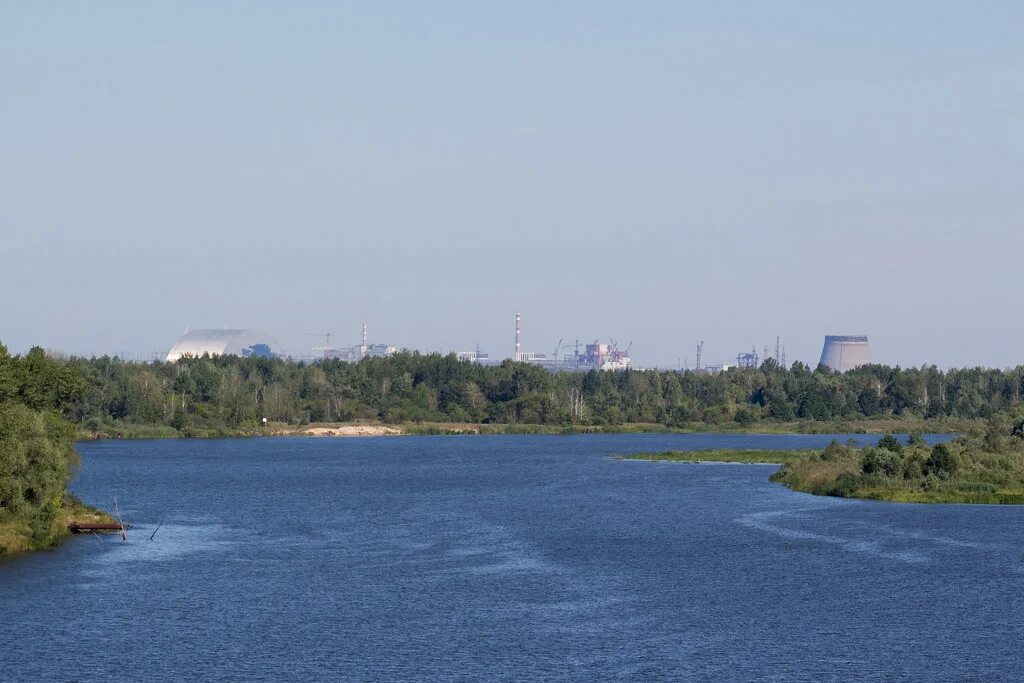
[149,522,163,541]
[113,496,127,541]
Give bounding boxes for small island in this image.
[620,417,1024,505]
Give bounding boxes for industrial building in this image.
[317,324,397,362]
[736,348,760,369]
[819,335,872,372]
[574,341,631,370]
[507,313,631,371]
[456,350,491,363]
[166,329,283,363]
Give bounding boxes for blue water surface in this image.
[1,433,1021,681]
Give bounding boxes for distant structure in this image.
[166,329,282,363]
[736,347,760,369]
[510,312,551,364]
[366,343,397,358]
[321,323,396,361]
[819,335,871,372]
[577,341,631,371]
[456,350,491,363]
[514,312,526,361]
[701,363,735,374]
[762,336,786,368]
[502,312,631,371]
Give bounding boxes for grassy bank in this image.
[768,430,1024,504]
[77,416,974,440]
[617,449,815,464]
[0,494,117,557]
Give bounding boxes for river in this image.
[1,434,1021,681]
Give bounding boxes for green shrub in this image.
[861,447,902,477]
[876,434,904,454]
[828,473,861,497]
[925,443,961,477]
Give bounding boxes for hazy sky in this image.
[2,2,1021,368]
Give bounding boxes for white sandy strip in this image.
[299,425,403,437]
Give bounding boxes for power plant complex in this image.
[467,313,632,371]
[159,319,872,374]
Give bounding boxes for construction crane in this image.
[305,332,333,358]
[552,338,581,368]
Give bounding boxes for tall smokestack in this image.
[515,312,521,359]
[361,322,368,358]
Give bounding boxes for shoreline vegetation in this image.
[77,417,974,441]
[618,449,815,464]
[619,418,1024,504]
[0,495,116,557]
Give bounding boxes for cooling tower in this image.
[819,335,871,372]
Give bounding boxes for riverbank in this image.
[0,495,117,557]
[77,416,976,441]
[621,438,1024,505]
[617,449,813,464]
[768,439,1024,505]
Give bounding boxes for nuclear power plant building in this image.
[166,329,283,362]
[819,335,871,372]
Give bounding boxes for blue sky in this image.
[2,2,1021,367]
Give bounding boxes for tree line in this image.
[0,345,85,549]
[52,350,1024,434]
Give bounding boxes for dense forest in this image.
[56,350,1024,436]
[0,345,101,553]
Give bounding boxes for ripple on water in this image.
[736,509,931,564]
[870,523,1008,551]
[75,521,238,587]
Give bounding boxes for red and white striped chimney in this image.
[515,312,521,359]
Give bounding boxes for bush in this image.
[877,434,904,454]
[901,452,925,479]
[734,408,757,426]
[924,443,961,477]
[828,473,861,497]
[861,447,902,477]
[820,440,852,462]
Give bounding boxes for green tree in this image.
[0,403,79,518]
[924,443,961,477]
[983,414,1009,453]
[876,434,903,454]
[861,447,902,477]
